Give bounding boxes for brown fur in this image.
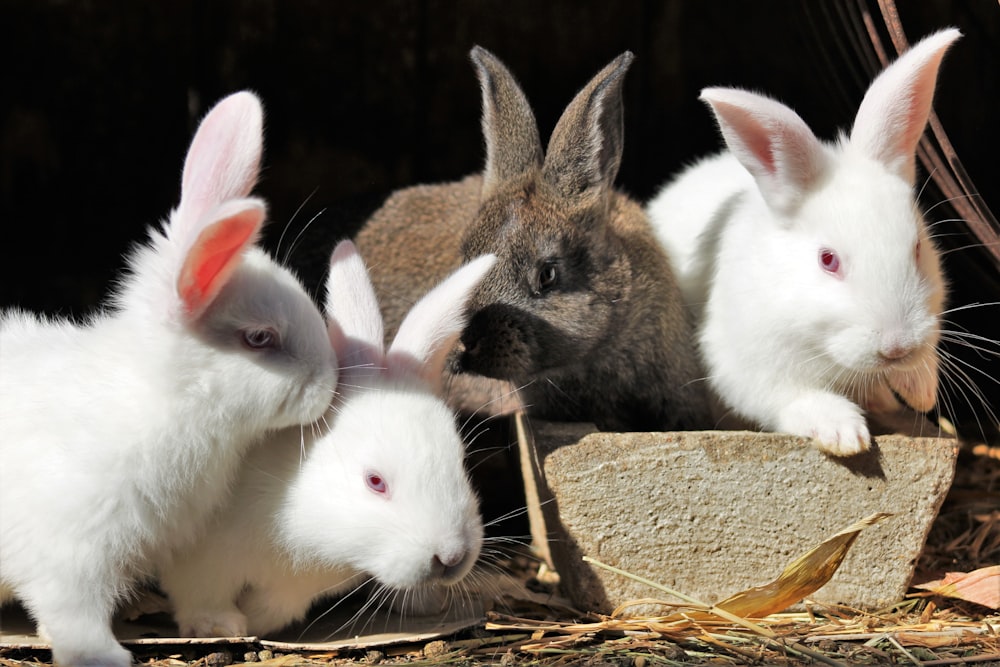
[355,47,710,431]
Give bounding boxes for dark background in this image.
[1,0,997,436]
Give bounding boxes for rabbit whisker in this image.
[284,206,328,267]
[939,301,1000,317]
[465,445,512,474]
[274,188,317,264]
[941,242,1000,257]
[291,574,373,641]
[277,192,320,265]
[482,502,547,531]
[935,352,1000,441]
[313,577,388,641]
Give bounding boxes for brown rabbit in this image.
[355,46,710,432]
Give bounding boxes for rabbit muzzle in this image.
[458,303,584,379]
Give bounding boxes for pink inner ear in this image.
[709,98,782,177]
[178,209,261,317]
[745,128,776,175]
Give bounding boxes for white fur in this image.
[159,241,494,638]
[647,29,959,456]
[0,92,338,666]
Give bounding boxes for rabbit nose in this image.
[879,343,915,362]
[432,551,468,581]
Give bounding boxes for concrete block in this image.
[528,423,958,614]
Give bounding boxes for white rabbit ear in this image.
[324,240,385,365]
[470,46,544,198]
[388,254,497,390]
[177,198,265,319]
[850,28,961,185]
[176,91,264,234]
[701,87,827,215]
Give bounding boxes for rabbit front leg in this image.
[158,547,250,638]
[173,607,248,639]
[22,583,132,667]
[776,389,871,456]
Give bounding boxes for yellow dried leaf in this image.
[713,512,894,618]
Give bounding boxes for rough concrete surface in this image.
[527,423,958,615]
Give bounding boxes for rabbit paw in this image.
[176,609,248,638]
[57,644,133,667]
[779,393,872,457]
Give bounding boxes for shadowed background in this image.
[1,0,997,436]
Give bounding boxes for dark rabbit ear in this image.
[471,46,544,198]
[542,52,633,206]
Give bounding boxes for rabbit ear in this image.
[177,198,265,319]
[324,240,385,366]
[471,46,544,198]
[175,91,264,235]
[542,52,632,208]
[388,254,497,391]
[850,28,960,185]
[701,87,828,216]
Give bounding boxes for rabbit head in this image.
[703,29,957,417]
[454,47,636,381]
[118,90,337,435]
[277,241,494,593]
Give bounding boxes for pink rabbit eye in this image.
[366,471,388,495]
[241,327,278,350]
[818,248,842,277]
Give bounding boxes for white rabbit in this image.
[646,29,960,456]
[0,92,338,666]
[158,240,493,639]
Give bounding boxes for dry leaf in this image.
[711,512,894,618]
[914,565,1000,610]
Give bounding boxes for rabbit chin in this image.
[833,348,940,414]
[886,354,940,413]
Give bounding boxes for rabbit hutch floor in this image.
[1,438,997,666]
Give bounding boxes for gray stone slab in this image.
[528,423,958,614]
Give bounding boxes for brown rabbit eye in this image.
[538,262,559,292]
[241,327,278,350]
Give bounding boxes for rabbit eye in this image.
[240,327,279,350]
[366,471,388,496]
[818,248,842,277]
[537,262,559,292]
